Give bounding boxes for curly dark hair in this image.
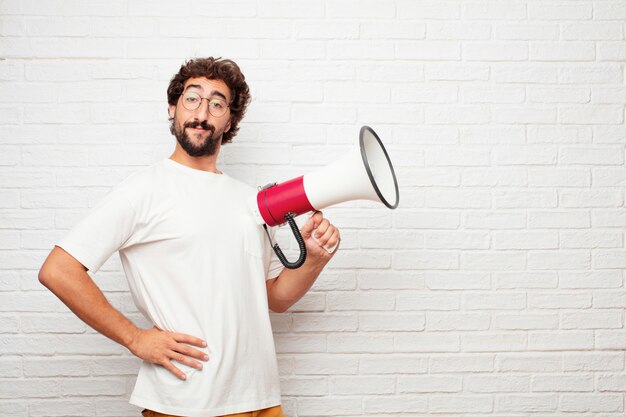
[167,57,251,144]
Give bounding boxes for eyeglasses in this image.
[180,91,230,117]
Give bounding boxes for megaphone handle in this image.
[263,213,307,269]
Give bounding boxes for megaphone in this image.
[249,125,399,269]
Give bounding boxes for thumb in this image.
[299,211,321,239]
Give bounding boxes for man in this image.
[38,57,340,417]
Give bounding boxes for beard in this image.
[170,118,222,157]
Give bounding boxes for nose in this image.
[193,99,211,121]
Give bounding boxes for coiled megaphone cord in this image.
[263,212,307,269]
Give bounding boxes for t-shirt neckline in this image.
[163,158,227,180]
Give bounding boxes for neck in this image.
[169,144,222,174]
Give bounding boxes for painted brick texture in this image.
[2,1,626,416]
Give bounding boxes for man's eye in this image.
[209,100,224,109]
[185,96,200,103]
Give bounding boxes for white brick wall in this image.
[2,0,626,416]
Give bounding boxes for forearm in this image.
[39,247,139,349]
[267,256,327,313]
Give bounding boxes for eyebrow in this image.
[184,84,228,101]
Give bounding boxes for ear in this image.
[225,117,232,133]
[168,104,176,120]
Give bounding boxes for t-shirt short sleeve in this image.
[57,187,137,273]
[265,227,285,280]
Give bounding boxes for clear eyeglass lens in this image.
[181,92,228,117]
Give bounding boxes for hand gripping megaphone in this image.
[249,126,400,269]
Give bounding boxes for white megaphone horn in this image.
[249,125,400,269]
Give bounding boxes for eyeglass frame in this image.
[178,91,231,118]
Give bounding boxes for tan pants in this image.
[141,405,285,417]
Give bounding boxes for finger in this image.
[175,344,210,362]
[312,219,331,241]
[300,211,323,238]
[161,358,187,381]
[170,351,204,370]
[323,229,341,254]
[315,224,336,246]
[171,332,207,348]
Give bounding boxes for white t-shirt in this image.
[58,159,285,417]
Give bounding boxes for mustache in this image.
[184,120,215,132]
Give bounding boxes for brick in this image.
[356,271,424,290]
[360,355,427,375]
[462,168,527,186]
[494,146,557,165]
[274,335,326,354]
[528,87,590,104]
[496,353,562,372]
[327,292,394,311]
[28,399,94,417]
[328,334,394,353]
[532,374,593,392]
[397,293,460,311]
[594,291,626,308]
[426,312,490,331]
[363,395,428,413]
[425,231,489,250]
[595,1,626,20]
[426,63,490,81]
[495,394,558,412]
[561,311,622,329]
[426,147,490,166]
[392,84,457,103]
[328,40,395,61]
[425,105,490,124]
[430,395,493,413]
[560,271,622,288]
[497,23,559,40]
[297,398,362,417]
[560,106,624,125]
[496,314,558,330]
[495,272,558,289]
[0,401,26,417]
[493,231,558,250]
[597,374,626,392]
[359,313,425,331]
[395,333,459,353]
[294,354,359,375]
[428,22,490,40]
[528,126,592,144]
[280,377,327,396]
[528,251,591,270]
[462,252,526,271]
[426,189,491,209]
[292,313,357,332]
[396,40,461,60]
[393,250,459,270]
[397,1,461,19]
[430,354,494,373]
[492,64,558,83]
[464,42,528,61]
[399,375,461,393]
[462,86,525,103]
[331,376,395,395]
[20,313,86,333]
[426,272,490,290]
[528,331,594,351]
[560,394,623,412]
[462,333,527,352]
[466,375,529,392]
[465,211,527,229]
[494,190,557,209]
[528,211,589,228]
[596,331,626,350]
